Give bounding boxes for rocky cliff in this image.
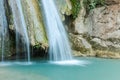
[64,0,120,58]
[2,0,48,59]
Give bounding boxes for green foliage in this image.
[70,0,105,18]
[34,43,41,49]
[84,0,105,12]
[71,0,81,19]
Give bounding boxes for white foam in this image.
[14,62,33,65]
[0,62,13,67]
[0,61,34,67]
[49,60,91,66]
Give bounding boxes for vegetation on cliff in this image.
[71,0,80,18]
[84,0,105,13]
[70,0,105,18]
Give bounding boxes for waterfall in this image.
[9,0,30,62]
[41,0,72,61]
[0,0,8,62]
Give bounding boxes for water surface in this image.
[0,57,120,80]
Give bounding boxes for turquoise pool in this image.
[0,57,120,80]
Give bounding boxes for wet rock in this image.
[55,0,72,20]
[3,0,48,59]
[91,38,120,52]
[21,0,48,47]
[95,50,120,59]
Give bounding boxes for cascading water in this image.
[41,0,72,61]
[0,0,8,62]
[9,0,30,62]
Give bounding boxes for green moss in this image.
[71,0,81,19]
[34,43,41,49]
[33,42,48,50]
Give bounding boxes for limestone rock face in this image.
[69,33,93,56]
[73,8,86,34]
[87,4,120,40]
[8,0,48,47]
[105,0,120,5]
[91,38,120,52]
[5,0,48,59]
[71,0,87,34]
[21,0,48,47]
[86,4,120,55]
[56,0,72,15]
[55,0,72,21]
[69,3,120,58]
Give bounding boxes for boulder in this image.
[91,38,120,52]
[69,33,93,56]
